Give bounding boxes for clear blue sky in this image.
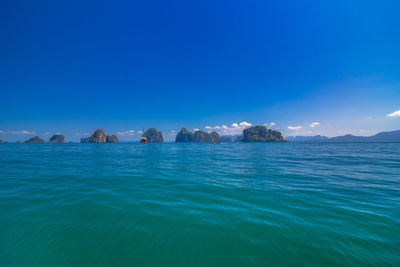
[0,0,399,141]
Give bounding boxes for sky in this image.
[0,0,399,142]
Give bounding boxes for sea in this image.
[1,142,399,266]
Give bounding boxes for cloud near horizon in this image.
[310,122,320,128]
[264,122,276,128]
[116,130,135,136]
[204,121,252,135]
[7,130,36,135]
[387,109,400,118]
[288,126,303,130]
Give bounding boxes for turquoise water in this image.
[1,143,399,266]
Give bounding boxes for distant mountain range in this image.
[286,130,400,142]
[286,135,329,142]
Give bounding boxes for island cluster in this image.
[1,125,287,144]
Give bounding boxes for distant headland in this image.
[286,130,400,143]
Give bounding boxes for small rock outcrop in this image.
[106,135,119,143]
[242,126,286,142]
[175,128,220,143]
[89,129,106,143]
[175,128,194,142]
[80,137,89,143]
[142,128,163,142]
[24,136,45,143]
[49,134,66,143]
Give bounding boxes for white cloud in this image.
[310,122,320,128]
[170,130,176,133]
[8,130,36,135]
[202,121,253,136]
[137,131,143,134]
[239,121,252,127]
[387,109,400,118]
[116,130,135,136]
[264,122,276,128]
[288,126,303,130]
[193,128,199,132]
[0,130,4,134]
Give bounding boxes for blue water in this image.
[1,143,399,266]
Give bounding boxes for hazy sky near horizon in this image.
[1,0,399,141]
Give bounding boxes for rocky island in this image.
[0,139,8,143]
[175,128,194,142]
[88,129,106,143]
[106,135,119,143]
[175,128,220,143]
[242,126,286,142]
[80,129,119,143]
[49,134,66,143]
[24,136,45,143]
[142,128,163,142]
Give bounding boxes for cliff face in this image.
[193,131,210,142]
[106,135,119,143]
[49,134,66,143]
[89,129,106,143]
[143,128,163,142]
[175,128,220,143]
[175,128,194,142]
[242,126,286,142]
[209,132,221,144]
[24,136,45,143]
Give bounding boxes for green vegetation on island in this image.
[175,128,194,142]
[24,136,45,143]
[209,132,221,144]
[89,129,106,143]
[49,134,66,143]
[106,135,119,143]
[81,129,120,143]
[142,128,163,142]
[242,126,286,142]
[175,128,220,143]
